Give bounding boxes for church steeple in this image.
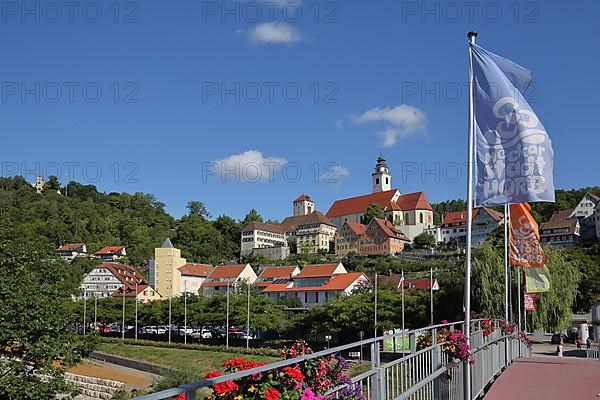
[372,153,391,193]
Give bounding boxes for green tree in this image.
[241,209,263,226]
[0,241,96,399]
[186,201,211,220]
[362,203,383,224]
[413,233,436,248]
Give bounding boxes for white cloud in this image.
[351,104,427,147]
[248,22,302,45]
[213,150,287,183]
[335,118,344,129]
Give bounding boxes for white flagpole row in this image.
[464,30,478,400]
[504,204,510,322]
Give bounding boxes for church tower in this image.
[293,194,315,216]
[372,154,391,193]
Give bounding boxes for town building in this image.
[325,155,434,241]
[571,193,600,242]
[80,262,147,298]
[111,284,162,303]
[540,210,581,247]
[56,243,87,261]
[254,265,301,289]
[200,264,257,297]
[281,196,337,254]
[334,221,367,257]
[240,221,287,257]
[262,263,367,307]
[434,207,504,247]
[94,246,127,260]
[178,263,213,295]
[334,218,410,257]
[148,238,187,298]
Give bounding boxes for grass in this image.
[96,342,278,376]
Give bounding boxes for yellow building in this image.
[149,238,186,298]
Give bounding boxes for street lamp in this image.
[121,285,126,341]
[325,335,332,349]
[83,292,87,335]
[184,280,188,346]
[135,282,138,341]
[246,282,251,349]
[226,281,230,349]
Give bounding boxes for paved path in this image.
[68,359,161,391]
[486,346,600,399]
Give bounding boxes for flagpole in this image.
[464,30,477,400]
[401,269,405,352]
[374,272,378,338]
[504,204,509,322]
[518,268,522,332]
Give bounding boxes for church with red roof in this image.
[326,154,434,241]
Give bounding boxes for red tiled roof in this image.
[94,246,125,255]
[326,190,432,218]
[263,272,366,293]
[294,194,312,202]
[111,284,154,297]
[403,278,437,290]
[296,264,343,278]
[371,218,411,242]
[259,266,298,279]
[57,243,86,252]
[480,207,504,222]
[98,262,147,285]
[540,210,578,234]
[280,211,335,232]
[326,190,399,218]
[442,207,504,226]
[345,221,367,235]
[178,263,213,277]
[394,191,433,212]
[206,264,247,279]
[242,221,285,235]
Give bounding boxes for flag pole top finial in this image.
[467,31,478,44]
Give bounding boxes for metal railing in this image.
[133,319,530,400]
[587,346,600,360]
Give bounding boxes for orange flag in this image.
[509,203,545,267]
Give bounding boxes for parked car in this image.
[550,333,565,344]
[141,326,157,334]
[177,326,194,336]
[157,326,167,334]
[209,327,226,338]
[191,328,212,339]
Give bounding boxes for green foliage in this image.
[186,201,211,219]
[530,248,583,331]
[413,233,436,248]
[241,209,263,227]
[431,199,466,225]
[0,241,97,399]
[361,203,383,224]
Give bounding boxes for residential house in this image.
[179,263,213,295]
[571,193,600,242]
[94,246,127,260]
[280,196,337,254]
[240,221,287,257]
[325,155,434,240]
[148,238,187,298]
[56,243,87,260]
[379,274,440,291]
[359,218,411,256]
[335,221,367,257]
[540,210,580,247]
[200,264,257,297]
[262,263,368,307]
[254,265,301,289]
[80,262,147,298]
[112,284,162,303]
[436,207,504,247]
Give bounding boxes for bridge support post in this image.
[370,341,387,400]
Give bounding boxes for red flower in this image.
[265,387,280,400]
[483,330,490,337]
[173,394,186,400]
[282,366,304,382]
[204,370,238,395]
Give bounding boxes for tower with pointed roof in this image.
[150,237,186,298]
[372,154,392,193]
[293,194,315,216]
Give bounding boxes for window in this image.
[386,177,389,184]
[376,178,380,184]
[419,213,424,224]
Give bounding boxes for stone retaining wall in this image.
[65,372,125,400]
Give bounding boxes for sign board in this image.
[524,293,535,311]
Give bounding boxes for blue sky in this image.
[1,0,598,220]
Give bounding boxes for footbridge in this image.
[134,319,531,400]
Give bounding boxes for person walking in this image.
[576,338,582,349]
[587,337,592,350]
[557,340,564,357]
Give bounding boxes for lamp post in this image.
[374,273,378,338]
[184,280,188,346]
[121,285,126,341]
[94,293,98,329]
[246,282,250,349]
[430,267,434,325]
[83,292,87,335]
[226,281,230,349]
[401,270,405,352]
[168,283,172,345]
[135,282,138,341]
